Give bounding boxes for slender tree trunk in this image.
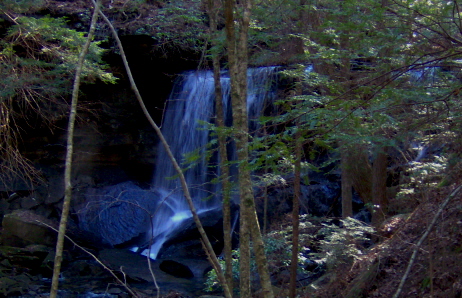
[96,4,232,297]
[341,147,353,217]
[371,147,389,227]
[207,0,234,291]
[223,1,251,295]
[262,127,269,234]
[289,131,302,297]
[350,148,373,206]
[50,1,101,297]
[224,1,274,297]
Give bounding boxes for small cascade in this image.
[145,67,277,258]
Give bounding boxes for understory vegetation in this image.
[205,216,374,294]
[0,12,115,188]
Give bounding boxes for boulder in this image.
[1,210,58,247]
[0,245,52,276]
[77,181,161,247]
[20,194,44,210]
[256,173,346,225]
[0,275,31,297]
[159,260,194,279]
[0,199,9,219]
[98,248,211,296]
[156,208,227,260]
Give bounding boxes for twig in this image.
[92,2,232,297]
[78,191,161,297]
[38,220,140,298]
[392,184,462,298]
[50,1,101,297]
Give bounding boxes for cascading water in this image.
[144,67,277,258]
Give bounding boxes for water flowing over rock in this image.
[145,67,277,258]
[77,67,278,259]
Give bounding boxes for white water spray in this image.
[146,67,277,259]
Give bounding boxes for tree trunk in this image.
[224,1,274,297]
[341,147,353,217]
[50,1,101,297]
[207,0,234,291]
[371,147,389,227]
[350,148,373,206]
[289,132,302,297]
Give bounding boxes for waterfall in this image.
[144,67,277,258]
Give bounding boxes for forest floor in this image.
[302,185,462,298]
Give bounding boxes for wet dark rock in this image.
[0,276,30,297]
[107,287,123,294]
[0,245,52,281]
[98,248,211,296]
[160,260,194,279]
[0,199,9,219]
[40,169,65,205]
[257,174,342,226]
[61,259,107,279]
[0,246,38,270]
[1,210,58,248]
[157,208,225,259]
[20,194,44,210]
[159,239,208,260]
[76,181,161,247]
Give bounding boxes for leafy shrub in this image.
[204,216,374,293]
[308,217,374,270]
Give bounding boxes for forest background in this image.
[1,0,462,297]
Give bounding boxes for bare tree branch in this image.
[93,3,232,297]
[50,1,101,297]
[393,184,462,298]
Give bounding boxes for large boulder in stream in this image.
[76,181,160,248]
[76,181,236,261]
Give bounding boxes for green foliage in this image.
[248,0,462,196]
[309,217,374,270]
[0,0,45,12]
[204,251,240,293]
[204,235,298,294]
[1,16,115,93]
[0,15,115,187]
[204,216,374,293]
[134,0,208,53]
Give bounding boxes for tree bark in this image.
[224,1,274,297]
[371,147,389,227]
[341,147,353,217]
[350,148,373,206]
[50,1,101,297]
[207,0,234,291]
[289,132,302,297]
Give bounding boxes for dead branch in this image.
[392,184,462,298]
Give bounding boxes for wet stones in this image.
[159,260,194,279]
[1,210,58,248]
